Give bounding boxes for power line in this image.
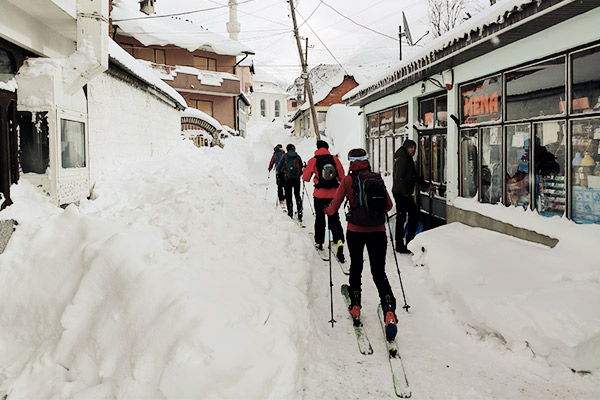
[112,0,254,22]
[317,0,399,42]
[296,9,349,75]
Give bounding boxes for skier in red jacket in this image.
[324,148,398,341]
[302,140,346,262]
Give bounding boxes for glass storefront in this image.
[534,121,566,216]
[367,104,408,174]
[458,43,600,224]
[506,124,530,208]
[571,117,600,223]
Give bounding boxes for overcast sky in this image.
[156,0,433,83]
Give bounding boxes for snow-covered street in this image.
[0,123,598,399]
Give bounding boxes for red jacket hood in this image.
[314,148,331,156]
[348,160,370,174]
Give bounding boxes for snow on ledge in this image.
[0,78,18,92]
[182,107,223,132]
[108,39,186,108]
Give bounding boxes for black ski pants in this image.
[313,197,344,245]
[347,230,396,312]
[394,193,420,249]
[284,178,302,216]
[276,173,285,202]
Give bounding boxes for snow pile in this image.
[108,39,186,108]
[323,104,363,166]
[112,0,252,56]
[0,142,319,398]
[409,222,600,373]
[0,78,17,92]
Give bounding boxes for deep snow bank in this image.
[409,222,600,373]
[0,142,319,399]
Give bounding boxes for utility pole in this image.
[303,37,308,102]
[289,0,321,140]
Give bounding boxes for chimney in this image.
[226,0,241,41]
[139,0,155,15]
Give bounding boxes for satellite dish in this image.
[402,12,413,46]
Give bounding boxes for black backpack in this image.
[346,172,387,226]
[284,152,302,180]
[314,154,339,189]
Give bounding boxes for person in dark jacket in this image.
[324,148,398,341]
[392,139,433,254]
[268,144,286,207]
[277,144,304,221]
[303,140,346,262]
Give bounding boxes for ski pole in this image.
[327,227,336,327]
[264,171,271,200]
[386,213,411,312]
[302,180,315,216]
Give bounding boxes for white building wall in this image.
[87,72,182,184]
[250,90,288,122]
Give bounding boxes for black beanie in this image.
[316,140,329,149]
[402,139,417,150]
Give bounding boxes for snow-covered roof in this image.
[343,0,563,105]
[112,0,253,56]
[181,107,223,132]
[108,38,187,108]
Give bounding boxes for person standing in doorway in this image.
[392,139,433,254]
[303,140,346,262]
[268,144,286,208]
[277,144,304,221]
[324,148,398,341]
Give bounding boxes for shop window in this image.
[0,49,14,82]
[419,98,435,128]
[481,126,502,204]
[435,96,447,128]
[394,105,408,134]
[505,124,531,208]
[460,75,502,125]
[419,135,431,182]
[386,136,394,174]
[372,138,380,173]
[460,129,478,198]
[571,45,600,115]
[193,56,217,71]
[260,99,266,117]
[380,109,393,137]
[18,112,49,174]
[368,113,379,137]
[431,134,444,184]
[506,57,566,121]
[571,117,600,223]
[534,121,566,217]
[274,100,280,117]
[61,119,86,169]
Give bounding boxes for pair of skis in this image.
[309,233,349,275]
[341,284,411,398]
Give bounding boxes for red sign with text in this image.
[460,76,502,125]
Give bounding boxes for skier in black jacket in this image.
[392,140,433,254]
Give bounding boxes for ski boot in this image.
[335,240,345,263]
[384,310,398,341]
[349,304,361,327]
